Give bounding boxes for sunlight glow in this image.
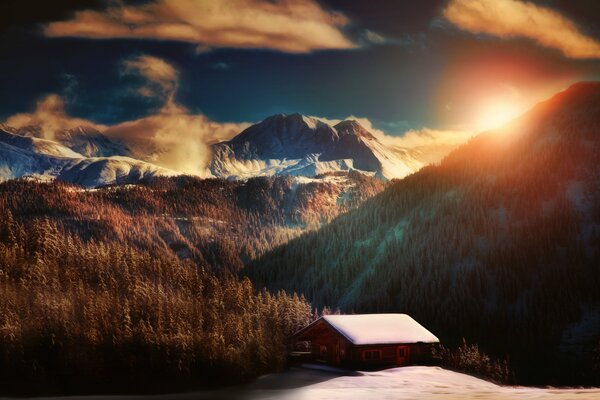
[474,100,524,131]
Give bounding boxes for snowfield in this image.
[233,366,600,400]
[11,366,600,400]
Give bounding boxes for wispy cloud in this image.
[383,127,472,149]
[3,93,248,177]
[103,102,249,177]
[348,118,471,160]
[122,54,179,101]
[313,115,472,165]
[3,55,249,177]
[444,0,600,59]
[44,0,355,53]
[3,95,106,140]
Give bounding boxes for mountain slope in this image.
[209,114,423,180]
[53,126,131,157]
[2,123,131,158]
[245,82,600,384]
[0,127,177,187]
[0,172,385,272]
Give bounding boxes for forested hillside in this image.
[0,211,313,394]
[0,172,383,393]
[0,172,384,273]
[246,82,600,384]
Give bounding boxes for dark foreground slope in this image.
[246,82,600,384]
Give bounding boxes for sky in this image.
[0,0,599,141]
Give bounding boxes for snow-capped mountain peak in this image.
[209,114,423,180]
[0,127,177,187]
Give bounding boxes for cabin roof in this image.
[311,314,439,345]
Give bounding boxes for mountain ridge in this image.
[0,126,177,187]
[209,113,424,180]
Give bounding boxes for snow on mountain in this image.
[1,113,441,184]
[57,156,179,188]
[0,126,83,158]
[209,113,423,180]
[53,126,131,157]
[0,128,177,187]
[1,123,130,158]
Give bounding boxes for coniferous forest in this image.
[0,173,383,394]
[0,212,313,393]
[246,83,600,385]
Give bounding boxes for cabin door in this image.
[396,345,409,365]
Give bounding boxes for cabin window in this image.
[397,347,406,357]
[362,350,381,361]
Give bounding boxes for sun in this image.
[474,99,524,132]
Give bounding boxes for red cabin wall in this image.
[291,320,437,369]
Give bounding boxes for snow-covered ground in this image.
[233,366,600,400]
[10,366,600,400]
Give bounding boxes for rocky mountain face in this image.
[2,124,130,158]
[1,113,430,186]
[209,114,423,180]
[0,125,177,187]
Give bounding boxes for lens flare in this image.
[474,100,523,131]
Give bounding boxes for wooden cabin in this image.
[290,314,439,369]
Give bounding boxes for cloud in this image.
[382,127,472,148]
[3,93,248,177]
[44,0,355,53]
[3,95,106,140]
[347,117,471,152]
[104,102,249,177]
[122,54,178,100]
[212,62,231,70]
[362,30,387,45]
[376,126,473,165]
[111,54,249,175]
[313,115,472,165]
[3,55,249,176]
[443,0,600,59]
[314,114,469,146]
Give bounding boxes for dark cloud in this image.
[318,0,447,37]
[0,0,104,37]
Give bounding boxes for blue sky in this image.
[1,0,599,135]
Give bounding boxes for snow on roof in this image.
[322,314,439,345]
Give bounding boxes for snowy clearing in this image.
[9,366,600,400]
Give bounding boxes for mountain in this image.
[209,114,423,180]
[0,171,385,272]
[2,113,452,185]
[0,126,177,187]
[53,126,131,158]
[1,123,131,158]
[245,82,600,384]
